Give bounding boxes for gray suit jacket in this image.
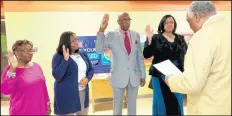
[96,29,146,88]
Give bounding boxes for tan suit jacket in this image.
[168,15,231,115]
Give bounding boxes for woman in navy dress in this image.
[143,15,188,115]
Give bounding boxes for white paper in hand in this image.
[153,59,183,76]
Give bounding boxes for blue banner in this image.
[77,36,111,73]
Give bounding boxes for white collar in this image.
[202,14,219,28]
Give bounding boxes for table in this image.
[90,77,127,113]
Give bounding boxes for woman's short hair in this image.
[158,14,177,34]
[56,31,78,55]
[12,40,33,51]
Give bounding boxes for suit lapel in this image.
[116,29,128,54]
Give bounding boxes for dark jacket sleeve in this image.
[52,53,71,81]
[143,34,157,59]
[179,35,188,50]
[178,35,188,72]
[82,51,94,81]
[143,34,158,89]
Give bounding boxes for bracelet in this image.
[6,71,16,78]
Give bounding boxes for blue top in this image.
[52,50,94,115]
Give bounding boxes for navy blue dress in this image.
[143,33,188,115]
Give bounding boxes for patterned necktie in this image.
[124,32,131,55]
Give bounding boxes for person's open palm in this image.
[99,13,109,32]
[6,50,18,69]
[145,25,153,44]
[62,45,69,61]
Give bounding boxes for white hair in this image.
[187,1,216,18]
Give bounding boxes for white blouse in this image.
[70,54,87,90]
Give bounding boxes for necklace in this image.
[163,33,175,38]
[163,33,175,43]
[165,34,175,39]
[169,35,175,39]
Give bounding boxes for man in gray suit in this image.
[96,12,146,115]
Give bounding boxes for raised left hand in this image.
[140,78,146,87]
[79,78,89,86]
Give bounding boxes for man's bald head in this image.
[118,12,129,20]
[117,12,131,31]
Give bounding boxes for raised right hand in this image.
[99,13,109,32]
[145,25,153,45]
[62,45,69,61]
[6,50,18,70]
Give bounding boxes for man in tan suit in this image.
[165,1,231,115]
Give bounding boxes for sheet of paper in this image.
[153,59,183,76]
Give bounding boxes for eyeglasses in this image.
[70,39,78,44]
[16,48,35,54]
[118,18,132,22]
[165,21,174,24]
